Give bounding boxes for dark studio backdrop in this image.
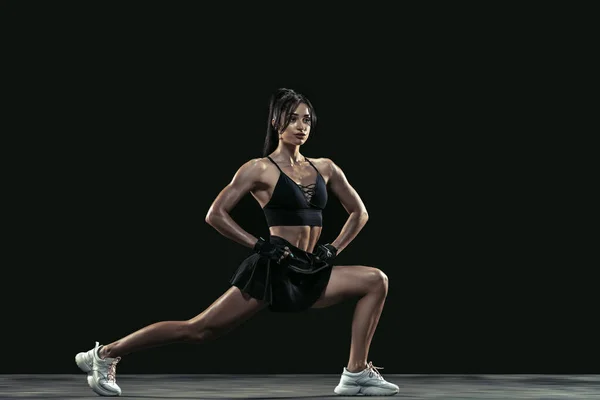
[5,2,594,375]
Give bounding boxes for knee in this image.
[366,267,389,295]
[182,320,222,343]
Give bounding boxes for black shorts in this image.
[230,236,333,312]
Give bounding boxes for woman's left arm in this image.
[325,158,369,254]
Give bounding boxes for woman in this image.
[75,88,399,397]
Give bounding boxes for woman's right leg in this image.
[100,286,267,359]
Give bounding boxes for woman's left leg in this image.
[311,265,389,372]
[312,265,398,396]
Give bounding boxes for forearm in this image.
[205,211,258,249]
[330,211,369,254]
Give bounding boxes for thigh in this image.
[311,265,384,309]
[188,286,268,333]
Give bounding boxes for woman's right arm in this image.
[205,159,264,249]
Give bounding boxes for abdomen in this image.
[269,226,322,253]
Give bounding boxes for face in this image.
[275,103,312,146]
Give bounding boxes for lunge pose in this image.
[75,88,398,396]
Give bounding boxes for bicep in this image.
[328,160,367,214]
[208,161,261,214]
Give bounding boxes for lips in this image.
[295,133,306,137]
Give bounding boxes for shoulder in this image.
[233,157,276,180]
[306,157,340,176]
[239,157,272,172]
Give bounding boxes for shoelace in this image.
[366,361,384,380]
[107,357,121,382]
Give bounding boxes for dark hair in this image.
[263,88,317,156]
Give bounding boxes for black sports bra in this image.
[262,156,328,227]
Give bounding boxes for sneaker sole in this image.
[87,374,122,397]
[75,353,92,373]
[334,384,361,395]
[334,384,399,396]
[362,386,399,396]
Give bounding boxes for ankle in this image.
[98,345,109,359]
[346,362,367,373]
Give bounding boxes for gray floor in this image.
[1,374,599,399]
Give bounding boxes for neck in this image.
[272,143,304,165]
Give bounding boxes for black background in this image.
[3,2,594,375]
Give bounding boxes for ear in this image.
[271,118,276,128]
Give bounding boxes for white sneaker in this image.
[334,361,399,396]
[75,341,122,397]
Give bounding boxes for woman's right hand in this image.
[254,237,295,263]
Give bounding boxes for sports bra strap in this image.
[266,156,284,172]
[305,157,320,174]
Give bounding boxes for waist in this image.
[268,236,331,273]
[269,235,308,254]
[263,207,322,227]
[269,226,321,251]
